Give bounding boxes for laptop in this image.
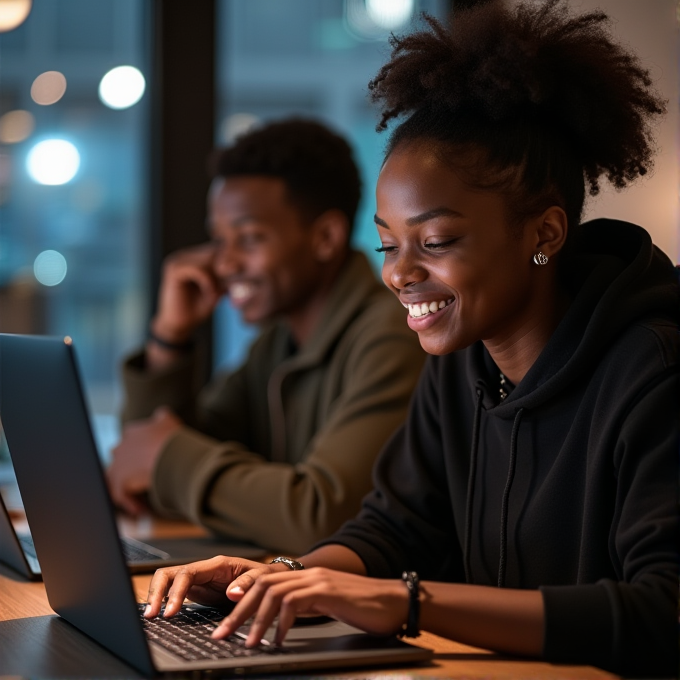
[0,490,42,579]
[0,485,266,580]
[0,333,268,577]
[0,333,432,675]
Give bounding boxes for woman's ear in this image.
[311,209,350,263]
[533,206,568,259]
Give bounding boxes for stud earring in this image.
[533,251,548,266]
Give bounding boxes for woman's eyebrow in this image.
[374,207,462,230]
[374,214,389,228]
[405,207,462,226]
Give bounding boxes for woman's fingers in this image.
[246,577,307,646]
[226,567,270,600]
[212,575,271,640]
[214,568,410,648]
[214,571,323,646]
[163,563,204,616]
[145,566,174,617]
[274,583,328,645]
[144,556,263,619]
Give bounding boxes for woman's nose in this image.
[388,250,427,290]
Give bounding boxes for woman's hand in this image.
[144,556,281,618]
[212,568,409,647]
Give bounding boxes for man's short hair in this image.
[214,118,362,235]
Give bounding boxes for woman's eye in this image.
[375,245,397,254]
[424,239,457,250]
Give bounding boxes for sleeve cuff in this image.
[540,583,613,668]
[121,350,196,422]
[149,427,249,523]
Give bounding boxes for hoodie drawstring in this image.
[463,388,484,583]
[498,407,525,588]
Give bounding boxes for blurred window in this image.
[0,0,150,469]
[214,0,448,369]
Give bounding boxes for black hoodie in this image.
[319,219,679,677]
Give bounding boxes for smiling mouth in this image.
[228,282,256,304]
[404,298,454,318]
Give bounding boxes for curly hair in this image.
[214,118,362,235]
[369,0,666,232]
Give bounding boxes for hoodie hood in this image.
[462,219,679,588]
[474,218,679,416]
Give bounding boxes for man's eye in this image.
[375,245,397,254]
[240,232,266,247]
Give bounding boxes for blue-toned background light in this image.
[366,0,413,29]
[26,139,80,185]
[98,66,146,110]
[34,249,68,286]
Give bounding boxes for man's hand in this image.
[151,242,225,347]
[107,407,183,515]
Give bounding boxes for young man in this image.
[107,119,425,555]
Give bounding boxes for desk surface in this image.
[0,513,619,680]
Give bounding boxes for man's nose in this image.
[212,243,242,278]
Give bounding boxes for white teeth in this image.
[406,298,454,318]
[229,282,254,302]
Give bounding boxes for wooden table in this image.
[0,513,619,679]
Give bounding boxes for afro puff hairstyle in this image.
[369,0,666,233]
[214,118,362,236]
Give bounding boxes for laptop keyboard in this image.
[120,538,168,563]
[139,604,282,661]
[18,533,164,564]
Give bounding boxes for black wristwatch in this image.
[270,556,305,571]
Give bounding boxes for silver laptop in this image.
[0,333,432,674]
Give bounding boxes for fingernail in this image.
[211,625,226,639]
[229,586,244,595]
[144,605,151,616]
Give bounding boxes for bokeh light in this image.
[34,249,68,286]
[31,71,67,105]
[220,113,259,144]
[0,109,35,143]
[26,139,80,185]
[0,0,32,32]
[98,66,146,110]
[365,0,413,29]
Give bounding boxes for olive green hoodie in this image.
[121,251,425,554]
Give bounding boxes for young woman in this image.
[144,1,678,675]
